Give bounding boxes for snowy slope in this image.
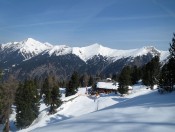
[50,44,169,62]
[10,85,169,132]
[1,38,52,60]
[1,38,169,62]
[31,88,175,132]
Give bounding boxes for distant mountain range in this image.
[0,38,169,80]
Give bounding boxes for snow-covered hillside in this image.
[9,85,175,132]
[0,38,169,62]
[31,87,175,132]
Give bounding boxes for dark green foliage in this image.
[50,86,62,114]
[112,73,118,81]
[41,76,62,114]
[118,86,129,95]
[159,34,175,92]
[79,73,89,87]
[142,56,160,88]
[119,66,132,86]
[66,80,77,96]
[66,71,79,97]
[159,58,175,92]
[155,34,175,94]
[118,66,132,94]
[169,33,175,58]
[131,66,142,84]
[88,75,94,87]
[0,69,2,81]
[15,80,39,129]
[42,77,52,106]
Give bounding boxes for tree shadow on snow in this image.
[46,114,73,126]
[99,91,175,111]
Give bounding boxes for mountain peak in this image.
[22,38,42,45]
[25,37,36,42]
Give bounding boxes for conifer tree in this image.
[131,66,141,84]
[66,71,79,97]
[159,34,175,91]
[42,77,52,105]
[41,76,62,114]
[169,33,175,86]
[88,75,94,87]
[50,85,62,114]
[15,80,39,129]
[80,73,89,87]
[118,66,132,95]
[169,33,175,58]
[142,56,160,89]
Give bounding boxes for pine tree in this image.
[168,33,175,88]
[112,73,118,81]
[66,71,79,97]
[131,66,141,84]
[15,80,39,129]
[42,77,51,105]
[142,56,160,89]
[118,66,132,95]
[80,73,89,87]
[49,86,62,114]
[88,75,94,87]
[0,69,2,81]
[169,33,175,58]
[41,76,62,114]
[159,34,175,92]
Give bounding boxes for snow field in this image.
[9,85,175,132]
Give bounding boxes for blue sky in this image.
[0,0,175,50]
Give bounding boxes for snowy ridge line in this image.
[0,38,169,62]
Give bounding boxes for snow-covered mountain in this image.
[0,38,52,60]
[0,38,169,62]
[43,43,169,62]
[0,38,169,79]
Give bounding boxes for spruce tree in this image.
[142,56,160,89]
[66,71,79,97]
[50,86,62,114]
[131,66,141,84]
[88,75,94,87]
[168,33,175,88]
[169,33,175,58]
[41,76,62,114]
[118,66,132,95]
[42,77,52,106]
[80,73,89,87]
[160,34,175,91]
[15,80,39,129]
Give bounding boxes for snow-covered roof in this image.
[96,82,118,90]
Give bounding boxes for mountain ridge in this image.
[0,38,170,80]
[0,38,169,62]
